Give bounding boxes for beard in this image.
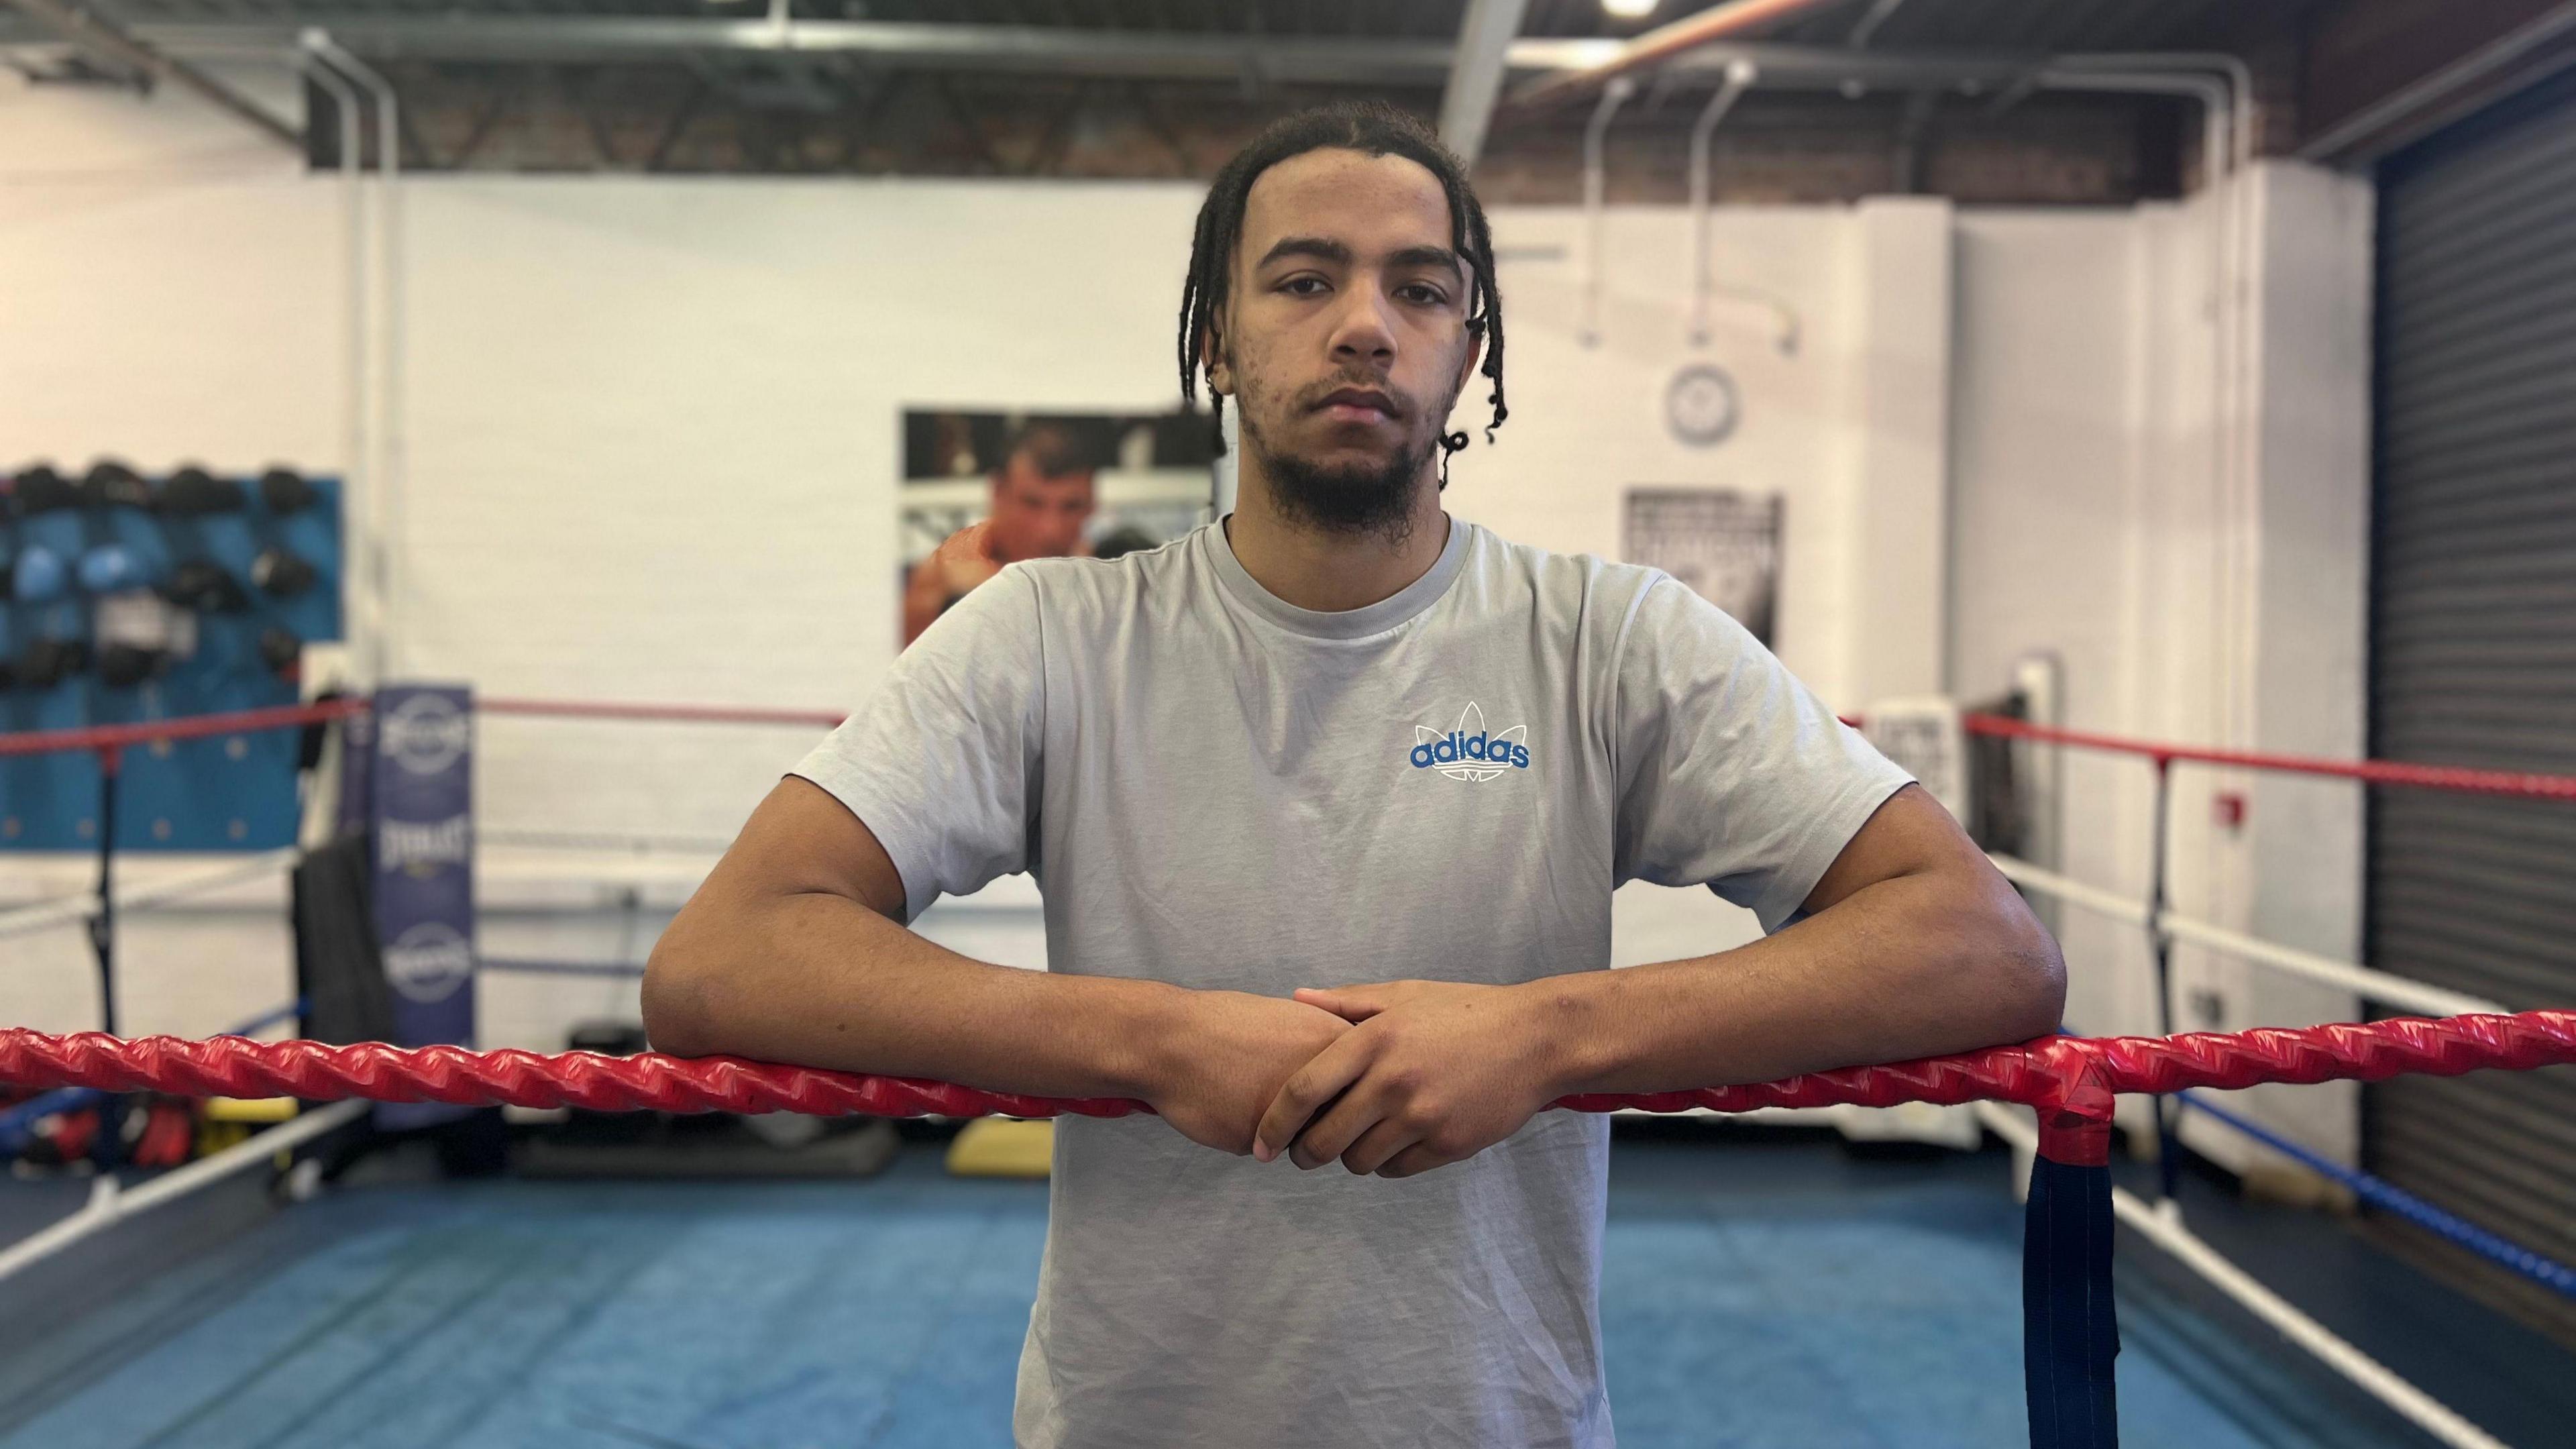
[1237,387,1442,546]
[1258,435,1434,543]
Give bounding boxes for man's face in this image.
[1209,148,1481,533]
[987,460,1096,560]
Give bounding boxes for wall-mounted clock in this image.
[1665,362,1741,447]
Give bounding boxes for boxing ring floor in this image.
[3,1133,2559,1449]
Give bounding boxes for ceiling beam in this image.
[2298,0,2576,163]
[9,18,2047,99]
[0,0,302,150]
[1438,0,1529,166]
[98,18,1546,82]
[1502,0,1851,113]
[1847,0,1911,50]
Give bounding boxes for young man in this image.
[902,421,1099,644]
[645,103,2063,1449]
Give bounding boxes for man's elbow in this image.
[1987,907,2068,1042]
[641,932,723,1059]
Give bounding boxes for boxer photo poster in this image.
[898,409,1216,648]
[1622,487,1782,647]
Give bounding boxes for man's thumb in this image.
[1294,985,1384,1022]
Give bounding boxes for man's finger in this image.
[1287,1079,1392,1171]
[1377,1142,1453,1179]
[1253,1031,1373,1163]
[1292,985,1387,1021]
[1340,1117,1424,1177]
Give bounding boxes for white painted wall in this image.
[1949,205,2171,1067]
[2218,164,2375,1167]
[1945,165,2376,1167]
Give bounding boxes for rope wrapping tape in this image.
[2,1012,2569,1128]
[2025,1155,2119,1448]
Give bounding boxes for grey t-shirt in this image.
[791,517,1910,1449]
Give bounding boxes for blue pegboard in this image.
[1,473,343,853]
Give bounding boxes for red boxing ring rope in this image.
[1957,711,2576,801]
[12,696,2576,802]
[7,1012,2571,1163]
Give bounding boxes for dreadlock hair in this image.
[1175,100,1508,490]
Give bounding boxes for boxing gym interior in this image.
[3,1,2573,1446]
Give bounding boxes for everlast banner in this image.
[370,686,476,1131]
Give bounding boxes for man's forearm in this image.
[1527,867,2065,1097]
[643,890,1184,1102]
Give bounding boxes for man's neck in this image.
[1225,466,1450,614]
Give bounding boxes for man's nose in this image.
[1324,282,1397,366]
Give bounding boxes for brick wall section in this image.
[372,66,2195,205]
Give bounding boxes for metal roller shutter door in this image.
[2367,66,2576,1345]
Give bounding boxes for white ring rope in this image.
[0,1099,367,1287]
[0,848,301,945]
[1987,855,2503,1020]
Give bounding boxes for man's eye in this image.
[1279,276,1328,296]
[1399,284,1450,306]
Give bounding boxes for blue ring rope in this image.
[2176,1089,2576,1300]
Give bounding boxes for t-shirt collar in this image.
[1205,511,1470,640]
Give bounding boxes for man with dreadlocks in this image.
[646,101,2062,1448]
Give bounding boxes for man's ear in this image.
[1201,325,1232,397]
[1454,329,1484,394]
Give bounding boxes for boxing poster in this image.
[1622,488,1782,646]
[898,409,1216,647]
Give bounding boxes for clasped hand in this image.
[1144,979,1572,1181]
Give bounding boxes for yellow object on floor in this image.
[203,1097,299,1124]
[197,1097,300,1158]
[945,1118,1054,1178]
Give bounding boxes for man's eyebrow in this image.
[1255,236,1352,270]
[1387,245,1466,282]
[1254,237,1468,286]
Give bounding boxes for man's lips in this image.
[1314,388,1399,423]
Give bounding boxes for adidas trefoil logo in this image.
[1409,702,1532,782]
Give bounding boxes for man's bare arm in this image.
[1542,784,2066,1095]
[641,775,1186,1097]
[1252,783,2064,1179]
[641,775,1350,1150]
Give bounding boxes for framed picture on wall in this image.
[1622,488,1782,646]
[898,408,1215,647]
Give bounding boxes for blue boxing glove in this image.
[12,545,66,604]
[77,543,154,595]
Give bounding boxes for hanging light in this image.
[1602,0,1659,17]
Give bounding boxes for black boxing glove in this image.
[21,637,89,688]
[9,464,79,516]
[251,547,318,598]
[258,468,318,515]
[258,627,303,676]
[160,466,247,515]
[163,559,251,613]
[97,643,164,688]
[78,461,156,511]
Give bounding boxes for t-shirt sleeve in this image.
[1611,574,1913,933]
[788,566,1044,924]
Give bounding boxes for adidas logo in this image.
[1409,702,1531,782]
